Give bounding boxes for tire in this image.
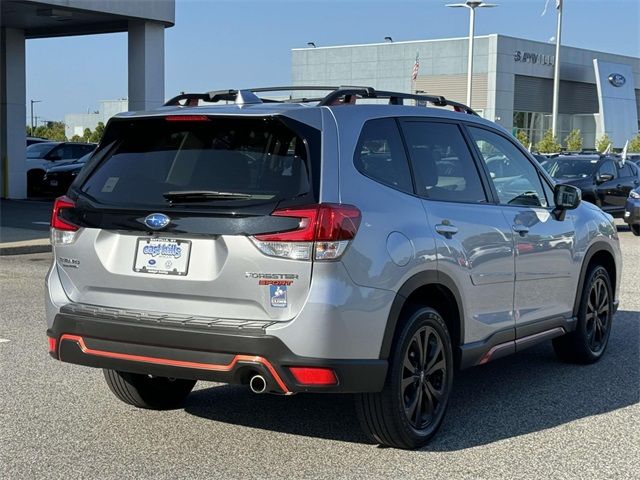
[553,265,613,364]
[103,369,196,410]
[631,224,640,236]
[355,306,454,449]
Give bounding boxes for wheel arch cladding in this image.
[379,271,463,366]
[574,242,617,317]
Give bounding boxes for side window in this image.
[599,161,617,179]
[401,121,487,203]
[468,127,548,207]
[76,145,92,156]
[354,118,413,194]
[617,162,632,178]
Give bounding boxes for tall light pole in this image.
[551,0,563,140]
[446,1,497,108]
[30,99,42,135]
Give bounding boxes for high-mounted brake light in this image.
[50,196,79,245]
[250,204,361,261]
[289,367,338,386]
[164,115,209,122]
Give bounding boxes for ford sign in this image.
[608,73,626,88]
[144,213,170,230]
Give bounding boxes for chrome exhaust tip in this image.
[249,374,267,394]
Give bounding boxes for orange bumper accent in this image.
[58,334,291,394]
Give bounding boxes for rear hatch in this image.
[53,113,322,322]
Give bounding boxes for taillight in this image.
[48,336,57,356]
[289,367,338,386]
[50,196,79,245]
[251,204,361,261]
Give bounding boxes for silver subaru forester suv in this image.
[46,86,621,449]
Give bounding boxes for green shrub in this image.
[596,133,612,153]
[628,133,640,152]
[565,129,583,151]
[536,129,562,153]
[515,129,530,148]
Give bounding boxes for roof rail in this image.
[163,86,478,115]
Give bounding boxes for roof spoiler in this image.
[164,86,478,115]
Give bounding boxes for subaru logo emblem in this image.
[144,213,170,230]
[608,73,626,88]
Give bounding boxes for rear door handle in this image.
[512,225,529,236]
[435,224,459,238]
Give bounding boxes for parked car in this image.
[26,142,96,195]
[624,187,640,236]
[46,86,621,449]
[542,154,640,218]
[42,152,92,196]
[621,153,640,167]
[26,136,49,146]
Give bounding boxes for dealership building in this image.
[292,34,640,149]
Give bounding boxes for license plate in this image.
[133,238,191,276]
[49,180,58,186]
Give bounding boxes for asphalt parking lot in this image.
[1,228,638,479]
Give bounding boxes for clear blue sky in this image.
[26,0,639,122]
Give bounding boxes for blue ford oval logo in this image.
[144,213,170,230]
[608,73,626,88]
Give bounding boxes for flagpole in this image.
[466,5,476,107]
[551,0,563,140]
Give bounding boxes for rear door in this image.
[58,114,321,322]
[400,119,516,346]
[595,159,620,212]
[614,162,640,208]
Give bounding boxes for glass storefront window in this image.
[513,111,598,149]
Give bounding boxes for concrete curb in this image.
[0,239,51,256]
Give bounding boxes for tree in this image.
[70,134,83,143]
[89,122,105,143]
[515,129,530,149]
[628,133,640,152]
[536,129,562,153]
[29,121,66,141]
[565,129,583,152]
[596,134,613,153]
[82,128,92,143]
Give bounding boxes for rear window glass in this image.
[80,117,313,207]
[543,158,598,179]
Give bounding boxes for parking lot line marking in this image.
[0,339,10,343]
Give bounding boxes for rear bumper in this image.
[47,308,387,394]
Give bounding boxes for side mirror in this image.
[596,172,614,184]
[553,184,581,220]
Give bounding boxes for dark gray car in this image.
[45,86,622,449]
[624,186,640,235]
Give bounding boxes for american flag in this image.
[412,53,420,81]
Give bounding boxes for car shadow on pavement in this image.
[184,310,639,449]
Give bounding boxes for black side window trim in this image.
[461,122,555,209]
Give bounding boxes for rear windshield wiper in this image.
[163,190,254,203]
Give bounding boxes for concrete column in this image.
[0,28,27,199]
[128,20,165,111]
